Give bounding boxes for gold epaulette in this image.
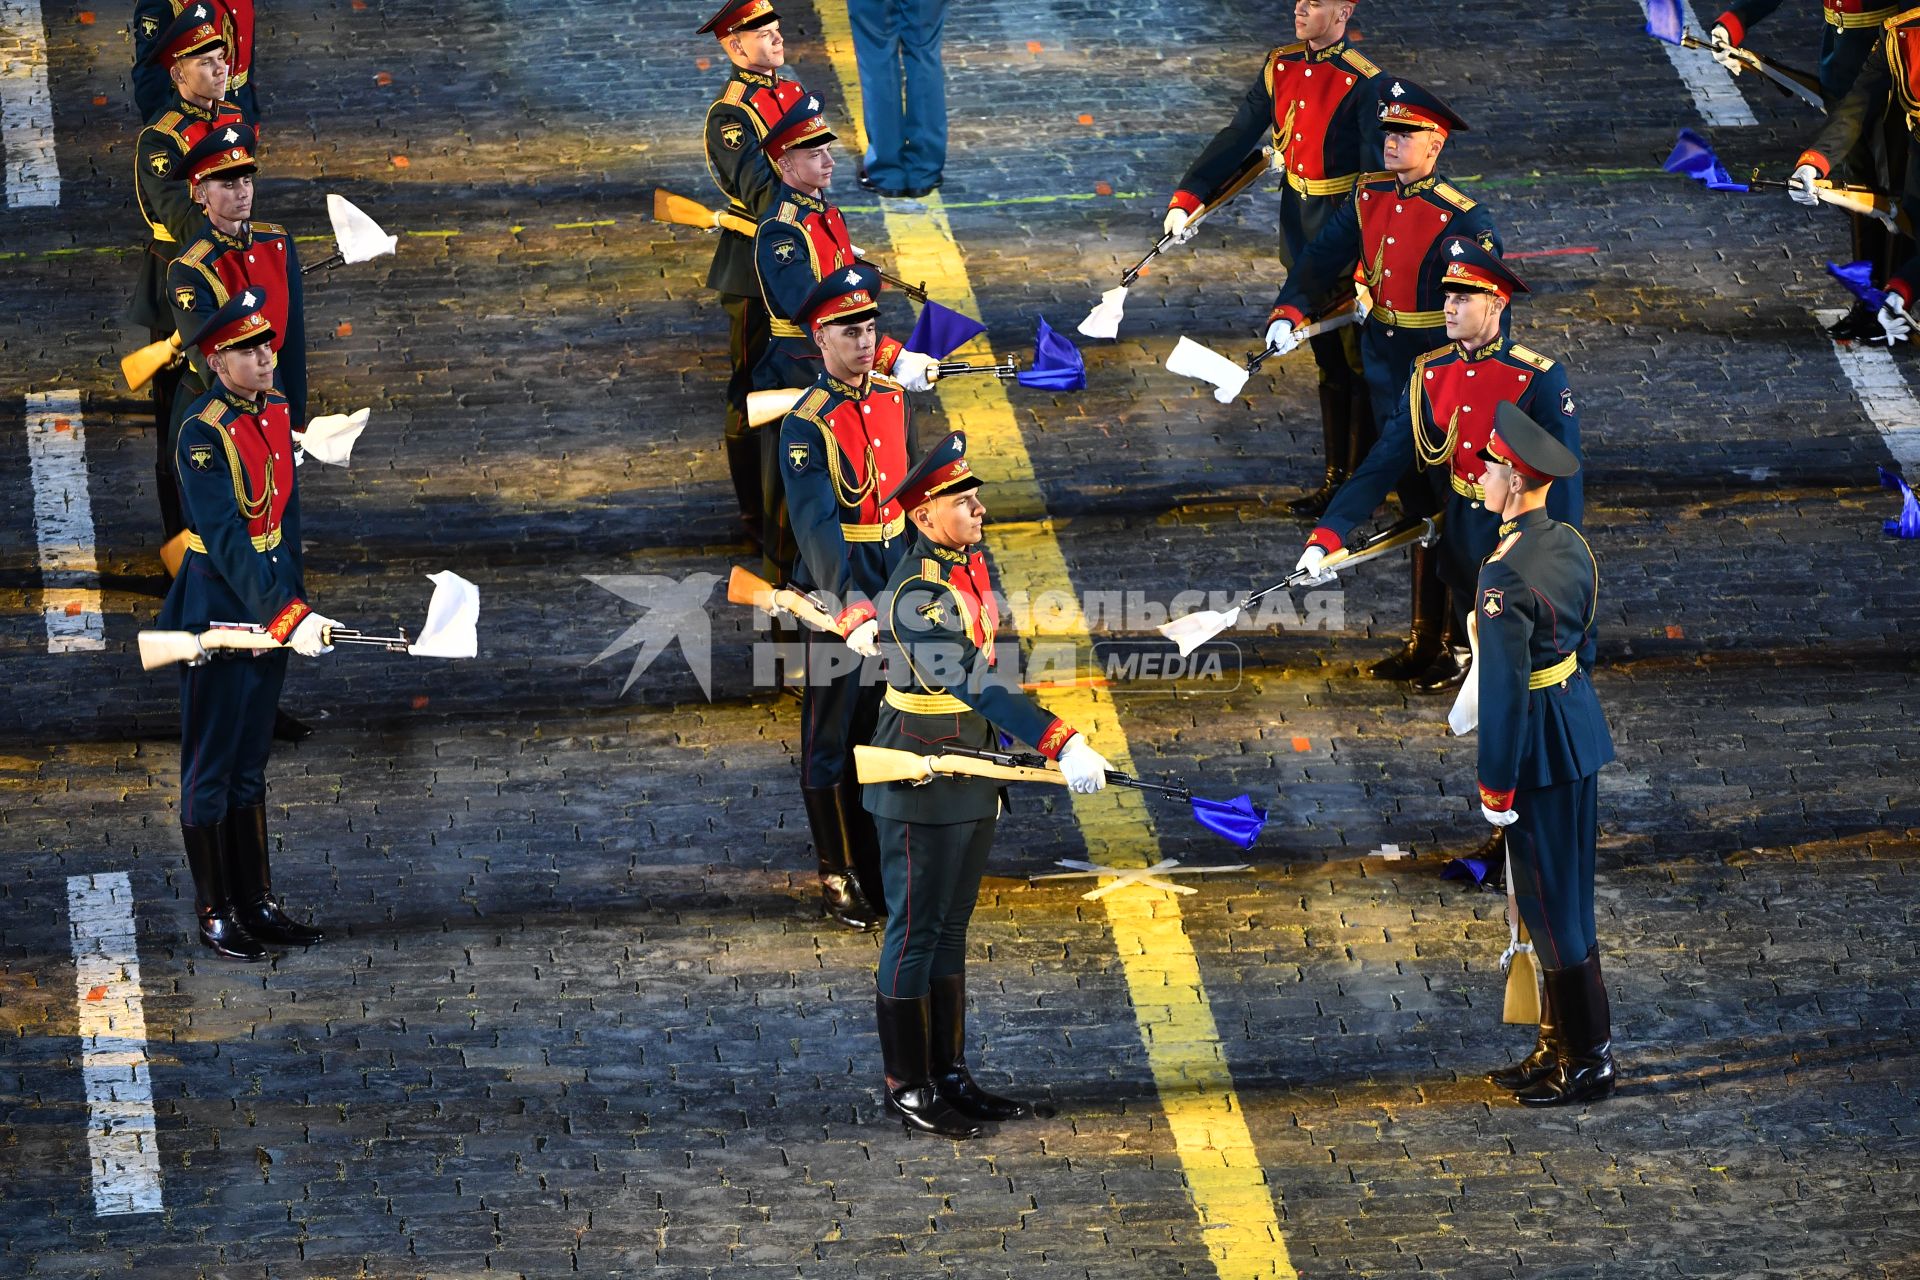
[1357,170,1397,188]
[1434,182,1476,211]
[1271,40,1307,60]
[920,557,944,579]
[250,220,286,236]
[869,372,902,391]
[148,112,188,146]
[1487,530,1522,563]
[1508,343,1555,372]
[1341,48,1381,77]
[192,400,232,431]
[795,386,831,419]
[722,81,747,105]
[773,201,801,224]
[176,239,216,268]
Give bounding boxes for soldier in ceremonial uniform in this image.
[1164,0,1386,515]
[132,5,248,540]
[1473,403,1617,1107]
[864,431,1114,1138]
[135,0,257,122]
[776,264,914,930]
[159,288,334,961]
[1294,240,1581,695]
[754,98,940,580]
[699,0,809,548]
[1266,79,1500,681]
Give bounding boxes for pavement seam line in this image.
[812,9,1294,1277]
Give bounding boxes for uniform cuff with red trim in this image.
[1795,150,1832,177]
[835,600,877,634]
[876,336,905,371]
[1169,190,1202,215]
[1306,527,1344,554]
[1712,11,1744,44]
[1889,278,1914,306]
[267,599,310,644]
[1036,720,1076,761]
[1269,303,1307,327]
[1478,782,1515,812]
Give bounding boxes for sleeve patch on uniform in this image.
[174,285,198,311]
[1481,587,1505,618]
[188,444,214,472]
[1561,387,1576,416]
[139,14,160,37]
[786,442,809,472]
[772,238,796,263]
[148,151,174,178]
[918,600,948,626]
[720,122,746,150]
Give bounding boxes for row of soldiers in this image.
[688,0,1615,1121]
[128,5,336,960]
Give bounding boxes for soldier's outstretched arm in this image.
[1170,58,1275,216]
[1800,38,1889,177]
[1308,379,1419,551]
[1270,191,1363,323]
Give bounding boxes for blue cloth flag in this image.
[1440,856,1495,887]
[905,300,987,360]
[1881,467,1920,538]
[1015,317,1087,391]
[1189,794,1268,849]
[1644,0,1685,43]
[1664,129,1750,192]
[1828,260,1888,311]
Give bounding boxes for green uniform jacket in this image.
[704,67,808,297]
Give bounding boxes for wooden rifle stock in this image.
[122,332,183,391]
[725,566,840,633]
[854,745,1065,788]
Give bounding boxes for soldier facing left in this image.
[158,287,335,961]
[699,0,810,550]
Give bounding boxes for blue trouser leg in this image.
[179,651,282,826]
[1505,775,1600,970]
[229,649,287,808]
[875,815,995,998]
[799,634,874,790]
[847,0,906,188]
[899,0,948,186]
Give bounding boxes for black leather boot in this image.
[181,822,266,961]
[839,774,889,922]
[1369,542,1444,679]
[1516,948,1617,1107]
[1826,298,1884,342]
[1489,965,1559,1089]
[930,973,1054,1121]
[875,993,983,1138]
[803,786,881,930]
[272,709,314,742]
[1412,597,1471,694]
[227,804,325,946]
[1287,384,1351,517]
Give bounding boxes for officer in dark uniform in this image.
[864,431,1114,1138]
[1165,0,1386,515]
[159,288,334,961]
[1711,0,1905,334]
[135,0,257,122]
[1295,239,1581,694]
[776,264,915,930]
[1267,79,1501,681]
[132,5,248,540]
[1473,403,1616,1107]
[753,98,939,581]
[698,0,810,548]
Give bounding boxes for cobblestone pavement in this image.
[1,0,1917,1276]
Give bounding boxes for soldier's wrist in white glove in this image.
[1057,735,1112,794]
[1879,297,1914,343]
[1709,23,1743,72]
[1481,804,1519,828]
[893,351,940,393]
[1294,544,1336,586]
[1788,164,1822,206]
[1264,318,1299,354]
[1163,207,1193,241]
[849,243,868,260]
[290,612,337,658]
[844,618,879,658]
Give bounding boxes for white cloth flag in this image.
[300,408,369,467]
[1448,609,1480,736]
[1078,286,1129,339]
[407,571,479,658]
[1165,336,1250,403]
[326,194,398,265]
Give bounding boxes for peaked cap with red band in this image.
[143,2,229,68]
[1437,235,1527,300]
[185,285,278,355]
[800,262,883,327]
[1376,77,1468,138]
[698,0,777,37]
[884,430,983,513]
[176,122,257,184]
[1481,402,1579,482]
[761,94,834,160]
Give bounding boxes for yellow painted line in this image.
[813,7,1292,1278]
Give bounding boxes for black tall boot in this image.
[725,434,765,550]
[930,973,1053,1121]
[1489,961,1559,1089]
[1516,948,1617,1107]
[227,804,325,947]
[1369,542,1444,679]
[181,822,266,961]
[875,993,982,1138]
[1287,383,1351,517]
[802,786,881,930]
[838,773,889,922]
[1412,593,1472,694]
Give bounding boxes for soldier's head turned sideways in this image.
[700,0,784,72]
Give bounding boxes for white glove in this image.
[1264,318,1301,356]
[1879,293,1913,344]
[1162,207,1194,242]
[1788,164,1822,207]
[1293,545,1336,587]
[844,618,879,658]
[1709,23,1743,74]
[849,243,868,260]
[892,350,941,393]
[1057,736,1112,794]
[289,612,337,657]
[1481,804,1519,828]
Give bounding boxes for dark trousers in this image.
[178,649,288,827]
[1504,774,1600,971]
[720,292,773,535]
[800,634,880,789]
[875,814,994,999]
[152,329,187,539]
[848,0,949,189]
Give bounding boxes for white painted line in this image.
[1816,307,1920,471]
[0,0,61,207]
[67,872,163,1217]
[1643,0,1758,128]
[25,390,106,653]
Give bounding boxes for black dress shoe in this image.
[273,709,313,742]
[930,974,1056,1121]
[900,186,934,199]
[1826,298,1883,342]
[1515,951,1617,1107]
[876,993,984,1139]
[856,159,878,191]
[1411,646,1471,694]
